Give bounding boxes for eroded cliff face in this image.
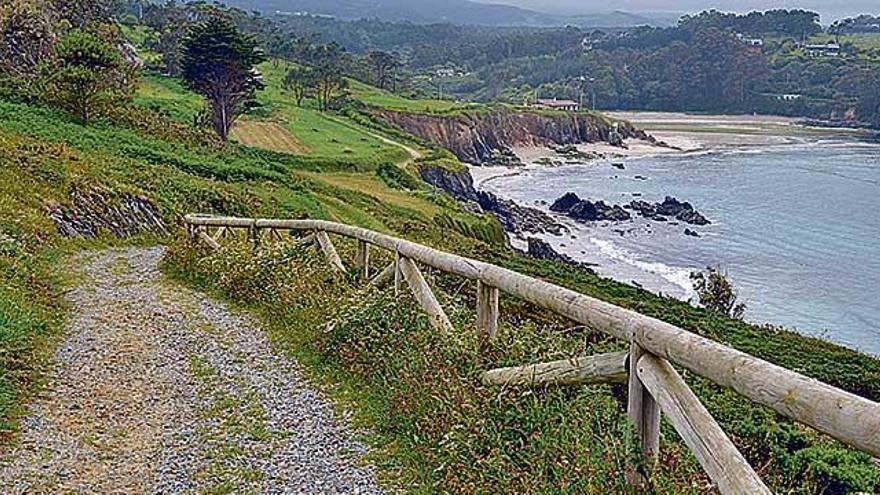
[376,109,652,164]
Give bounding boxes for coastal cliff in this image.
[376,108,652,164]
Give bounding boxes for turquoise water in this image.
[481,138,880,356]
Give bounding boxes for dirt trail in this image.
[0,247,383,494]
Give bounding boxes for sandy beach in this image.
[472,111,873,187]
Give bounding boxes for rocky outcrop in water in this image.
[47,186,167,238]
[548,192,711,227]
[550,193,632,222]
[377,109,653,165]
[626,197,711,226]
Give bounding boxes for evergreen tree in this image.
[180,17,265,141]
[42,29,135,124]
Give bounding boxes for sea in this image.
[477,135,880,356]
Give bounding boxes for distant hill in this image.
[224,0,561,26]
[570,10,680,28]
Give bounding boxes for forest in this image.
[201,6,880,125]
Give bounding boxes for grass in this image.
[253,62,410,166]
[163,237,880,494]
[347,78,470,113]
[230,120,311,155]
[3,33,880,492]
[135,74,205,123]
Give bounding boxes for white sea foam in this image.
[589,238,696,299]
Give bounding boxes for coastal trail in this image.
[0,247,383,494]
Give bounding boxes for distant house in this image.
[744,38,764,54]
[777,94,802,101]
[534,98,580,111]
[803,43,841,57]
[435,68,456,78]
[581,37,594,51]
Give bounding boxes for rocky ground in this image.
[0,247,383,495]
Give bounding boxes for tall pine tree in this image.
[180,17,264,141]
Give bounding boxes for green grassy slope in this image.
[2,54,880,493]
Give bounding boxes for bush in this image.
[376,163,423,191]
[690,266,746,319]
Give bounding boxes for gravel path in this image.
[0,247,385,494]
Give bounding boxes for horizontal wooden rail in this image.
[184,214,880,458]
[482,351,628,387]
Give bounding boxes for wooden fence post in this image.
[394,250,402,295]
[356,240,370,280]
[628,342,661,462]
[249,224,261,249]
[315,231,346,272]
[370,262,396,288]
[398,256,454,331]
[476,281,499,343]
[637,354,771,494]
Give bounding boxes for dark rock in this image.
[612,162,625,170]
[418,166,564,237]
[550,192,582,213]
[634,175,648,181]
[684,228,701,238]
[626,196,711,226]
[526,237,596,273]
[677,209,711,226]
[549,193,632,223]
[477,191,564,236]
[48,187,167,239]
[419,166,479,203]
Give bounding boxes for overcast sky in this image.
[485,1,880,22]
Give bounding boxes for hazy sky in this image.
[486,1,880,22]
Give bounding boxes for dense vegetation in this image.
[163,220,880,493]
[232,8,880,126]
[2,1,880,493]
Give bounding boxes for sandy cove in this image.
[471,111,866,187]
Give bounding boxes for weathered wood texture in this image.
[197,230,221,251]
[370,262,396,288]
[315,231,345,272]
[398,257,453,331]
[185,215,880,457]
[356,240,370,280]
[212,226,228,242]
[296,233,316,248]
[637,354,771,495]
[628,342,660,460]
[476,281,499,343]
[482,351,628,387]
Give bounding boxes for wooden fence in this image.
[185,214,880,494]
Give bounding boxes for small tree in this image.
[313,63,347,112]
[42,29,135,124]
[180,17,265,141]
[690,266,747,319]
[367,50,399,90]
[282,66,315,106]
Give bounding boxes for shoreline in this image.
[470,111,865,303]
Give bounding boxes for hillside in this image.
[0,53,878,491]
[226,0,560,26]
[2,5,880,489]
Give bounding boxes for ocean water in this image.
[479,138,880,356]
